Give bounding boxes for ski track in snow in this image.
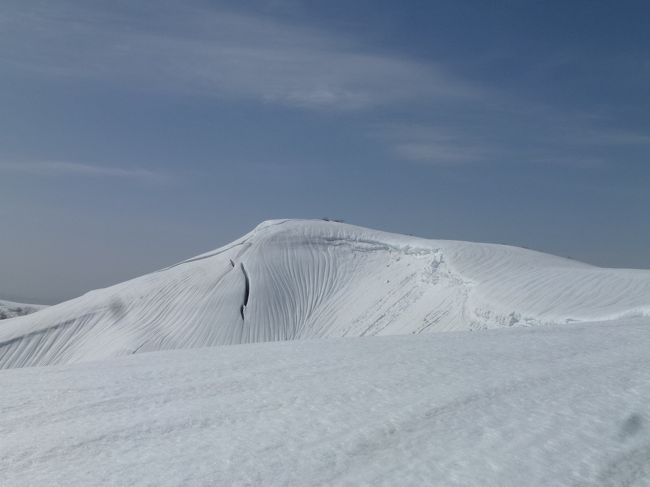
[1,318,650,487]
[1,219,649,368]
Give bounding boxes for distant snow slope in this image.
[1,219,649,368]
[2,318,650,487]
[0,299,47,320]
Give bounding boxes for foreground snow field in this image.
[2,219,649,368]
[2,318,650,487]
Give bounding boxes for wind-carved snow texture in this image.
[1,219,649,368]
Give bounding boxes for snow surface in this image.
[1,219,649,368]
[2,317,650,487]
[0,299,47,320]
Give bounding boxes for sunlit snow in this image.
[2,319,650,486]
[1,220,648,368]
[1,220,650,486]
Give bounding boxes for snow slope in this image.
[0,299,47,320]
[1,219,649,368]
[2,318,650,487]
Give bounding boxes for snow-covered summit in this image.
[1,218,649,368]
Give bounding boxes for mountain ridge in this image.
[0,300,47,321]
[1,219,649,368]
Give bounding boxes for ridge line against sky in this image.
[0,0,648,302]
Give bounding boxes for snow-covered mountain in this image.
[2,219,650,486]
[0,299,47,320]
[1,219,649,368]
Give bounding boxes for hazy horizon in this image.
[2,216,648,305]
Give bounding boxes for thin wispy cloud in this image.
[380,116,650,168]
[376,124,495,165]
[0,1,474,110]
[393,142,485,165]
[0,161,167,183]
[578,131,650,147]
[0,0,644,171]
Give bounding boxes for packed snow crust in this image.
[1,219,649,368]
[0,299,47,320]
[2,318,650,487]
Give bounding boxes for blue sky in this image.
[1,0,648,303]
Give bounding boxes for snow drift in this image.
[1,219,649,368]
